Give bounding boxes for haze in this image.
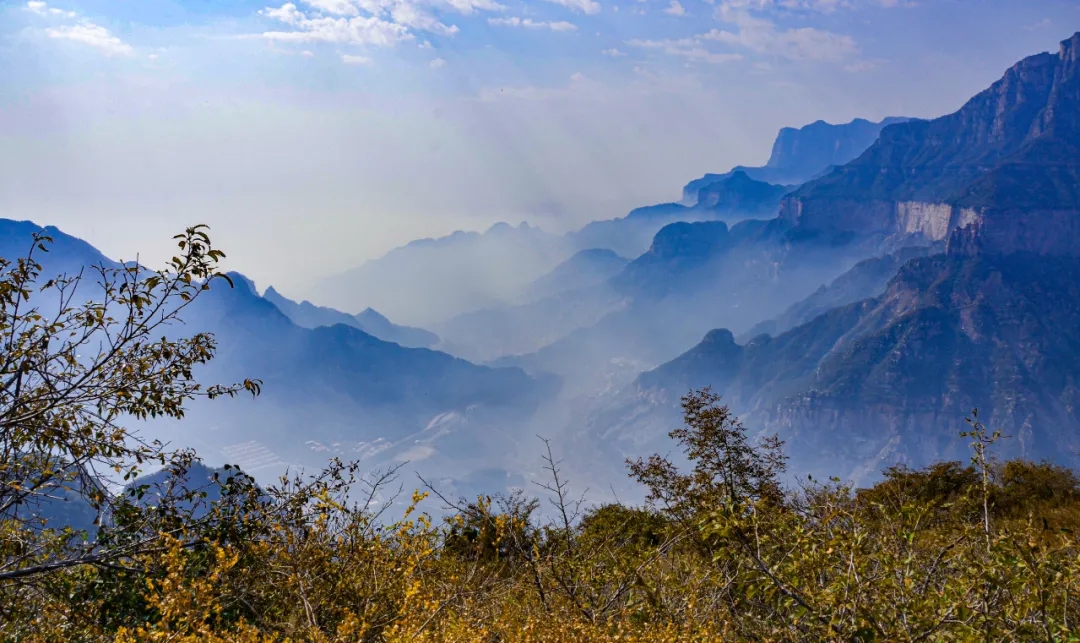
[0,0,1073,295]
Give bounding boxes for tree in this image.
[0,225,260,582]
[628,387,787,523]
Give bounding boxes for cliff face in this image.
[682,117,907,203]
[765,117,910,174]
[781,33,1080,257]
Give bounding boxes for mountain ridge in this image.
[781,33,1080,257]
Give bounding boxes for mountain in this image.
[178,270,556,477]
[311,222,572,327]
[568,203,705,260]
[0,219,111,271]
[574,34,1080,487]
[353,308,440,349]
[588,253,1080,485]
[0,220,556,488]
[743,244,935,340]
[263,286,439,348]
[683,117,909,204]
[693,171,794,216]
[781,33,1080,256]
[524,248,629,303]
[497,217,868,394]
[436,284,629,364]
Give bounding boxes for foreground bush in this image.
[2,232,1078,641]
[5,393,1079,642]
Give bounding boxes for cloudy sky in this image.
[0,0,1076,293]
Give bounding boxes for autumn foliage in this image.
[2,231,1079,642]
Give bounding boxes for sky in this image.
[0,0,1077,294]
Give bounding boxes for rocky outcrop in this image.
[781,32,1080,258]
[695,171,793,216]
[682,117,908,203]
[765,118,910,175]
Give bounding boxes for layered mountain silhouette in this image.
[311,222,570,326]
[15,33,1080,496]
[495,217,866,393]
[263,286,439,348]
[589,252,1080,484]
[683,116,909,204]
[0,220,555,483]
[523,248,629,303]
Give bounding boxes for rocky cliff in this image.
[682,117,908,203]
[781,33,1080,257]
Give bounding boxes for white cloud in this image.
[541,0,601,15]
[341,53,374,64]
[259,0,516,47]
[301,49,316,56]
[25,1,77,18]
[262,4,415,46]
[429,57,446,67]
[25,1,133,57]
[440,0,506,14]
[262,3,307,23]
[602,47,626,56]
[303,0,362,14]
[388,2,460,35]
[663,0,686,15]
[45,23,134,56]
[626,37,743,64]
[487,16,578,31]
[704,7,858,62]
[717,0,894,12]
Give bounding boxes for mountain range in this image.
[568,32,1080,491]
[0,222,555,493]
[262,286,439,349]
[10,32,1080,498]
[781,33,1080,255]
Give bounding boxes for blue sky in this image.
[0,0,1077,293]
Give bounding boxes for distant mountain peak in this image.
[355,307,391,324]
[226,272,258,295]
[682,115,909,203]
